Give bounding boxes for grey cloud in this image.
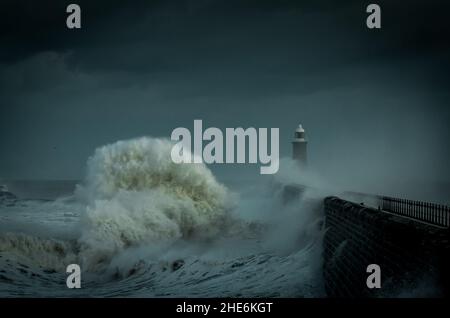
[0,0,449,203]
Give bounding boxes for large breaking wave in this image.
[76,137,237,270]
[1,138,238,271]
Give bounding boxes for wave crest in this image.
[0,232,77,270]
[76,137,234,269]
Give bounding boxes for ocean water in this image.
[0,137,325,297]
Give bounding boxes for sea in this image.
[0,137,326,297]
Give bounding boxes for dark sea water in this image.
[0,177,325,297]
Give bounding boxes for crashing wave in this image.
[0,137,237,272]
[75,137,236,270]
[0,185,17,206]
[0,232,77,270]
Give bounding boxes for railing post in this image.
[430,203,433,224]
[414,201,423,220]
[429,203,433,225]
[438,205,441,226]
[422,202,425,222]
[447,206,450,227]
[421,201,424,221]
[415,200,418,219]
[423,201,426,221]
[417,201,420,219]
[432,203,436,225]
[436,204,439,225]
[429,203,433,224]
[444,206,447,227]
[415,200,419,220]
[424,202,427,222]
[443,205,447,227]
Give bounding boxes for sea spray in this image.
[75,137,237,270]
[0,232,78,270]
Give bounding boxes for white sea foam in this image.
[75,137,236,270]
[0,232,77,270]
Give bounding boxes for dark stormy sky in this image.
[0,0,449,200]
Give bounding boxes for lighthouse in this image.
[292,124,307,166]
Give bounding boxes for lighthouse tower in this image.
[292,124,307,166]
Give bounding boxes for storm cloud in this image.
[0,0,449,202]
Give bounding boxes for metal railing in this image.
[378,196,450,227]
